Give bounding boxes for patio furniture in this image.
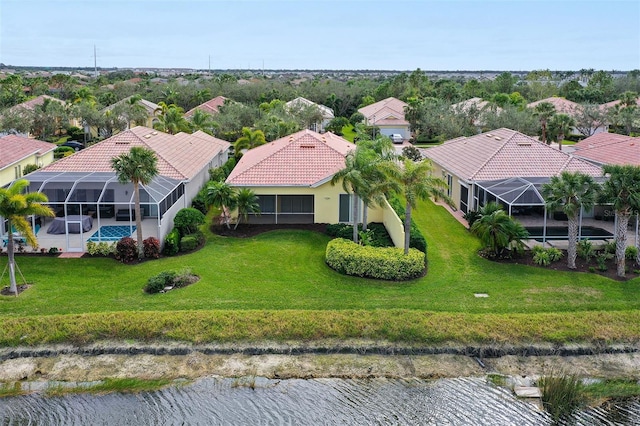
[116,209,135,221]
[46,215,93,234]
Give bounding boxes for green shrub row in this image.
[163,228,180,256]
[326,238,425,280]
[532,246,564,266]
[86,241,116,256]
[387,197,428,253]
[325,223,393,247]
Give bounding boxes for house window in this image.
[446,173,453,197]
[14,165,21,179]
[460,184,469,214]
[339,194,351,223]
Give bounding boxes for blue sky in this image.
[1,0,638,70]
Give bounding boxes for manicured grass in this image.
[1,199,639,345]
[340,125,357,142]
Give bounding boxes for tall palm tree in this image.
[188,109,218,135]
[542,171,600,269]
[153,103,190,135]
[0,179,54,295]
[533,102,556,144]
[331,149,370,243]
[234,188,260,230]
[205,181,237,229]
[548,113,575,151]
[234,127,266,152]
[382,158,448,255]
[110,147,159,259]
[601,164,640,277]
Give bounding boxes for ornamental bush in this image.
[174,208,205,236]
[163,228,180,256]
[115,237,137,263]
[325,238,425,280]
[143,237,161,259]
[180,235,198,252]
[325,223,393,247]
[86,241,115,256]
[145,271,178,294]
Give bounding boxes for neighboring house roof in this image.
[358,97,408,124]
[601,98,640,110]
[0,135,57,169]
[423,128,602,181]
[41,126,229,180]
[527,97,580,116]
[226,129,355,187]
[7,95,65,113]
[101,96,159,115]
[572,132,640,166]
[451,97,492,112]
[184,96,227,118]
[285,97,334,120]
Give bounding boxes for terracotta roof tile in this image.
[226,129,355,186]
[41,126,229,180]
[358,97,408,121]
[0,135,57,169]
[527,97,580,115]
[184,96,227,118]
[8,95,65,113]
[573,133,640,166]
[423,128,602,181]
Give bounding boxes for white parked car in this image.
[390,134,404,144]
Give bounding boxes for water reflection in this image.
[0,377,638,425]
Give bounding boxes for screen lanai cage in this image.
[1,171,184,252]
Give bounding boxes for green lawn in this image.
[1,200,640,346]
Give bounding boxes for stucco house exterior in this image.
[358,97,410,140]
[0,135,57,187]
[422,128,603,216]
[226,129,404,247]
[7,126,230,252]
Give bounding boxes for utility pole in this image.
[93,45,98,78]
[208,55,211,73]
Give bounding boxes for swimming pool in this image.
[88,225,136,242]
[524,226,613,241]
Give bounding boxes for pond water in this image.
[1,377,639,425]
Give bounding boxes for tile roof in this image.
[0,135,57,169]
[285,97,335,119]
[527,97,580,115]
[423,128,602,181]
[573,133,640,166]
[358,97,408,121]
[226,129,355,186]
[184,96,227,118]
[41,126,229,180]
[8,95,65,112]
[601,98,640,110]
[101,96,159,115]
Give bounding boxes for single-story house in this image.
[0,135,57,187]
[4,95,82,132]
[225,129,404,247]
[527,96,608,136]
[572,132,640,166]
[100,96,160,129]
[422,128,603,216]
[285,97,335,132]
[358,97,410,140]
[184,96,228,118]
[5,126,230,252]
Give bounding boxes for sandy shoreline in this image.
[2,341,640,384]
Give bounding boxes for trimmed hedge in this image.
[326,238,425,281]
[388,197,427,253]
[325,223,393,247]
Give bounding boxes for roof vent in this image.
[300,144,316,148]
[494,136,502,141]
[517,141,531,146]
[486,133,493,137]
[115,141,130,144]
[151,131,158,135]
[144,134,152,139]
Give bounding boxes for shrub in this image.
[603,240,617,255]
[462,210,481,228]
[115,237,138,263]
[180,235,198,252]
[577,239,594,261]
[144,271,177,294]
[54,146,74,159]
[532,246,563,266]
[596,252,613,271]
[326,238,425,280]
[143,237,160,259]
[191,190,208,214]
[22,164,41,176]
[539,371,585,422]
[326,223,393,247]
[401,146,423,161]
[174,208,205,236]
[208,167,227,182]
[625,245,638,261]
[163,228,180,256]
[48,247,59,254]
[173,268,197,288]
[547,247,563,262]
[86,241,115,256]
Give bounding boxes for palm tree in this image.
[601,165,640,277]
[331,149,369,243]
[234,127,266,152]
[382,158,448,255]
[619,91,639,108]
[470,204,529,258]
[234,188,260,230]
[542,172,600,269]
[188,109,218,135]
[533,102,556,144]
[548,113,575,151]
[0,179,54,295]
[205,181,237,229]
[153,102,190,135]
[110,147,159,259]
